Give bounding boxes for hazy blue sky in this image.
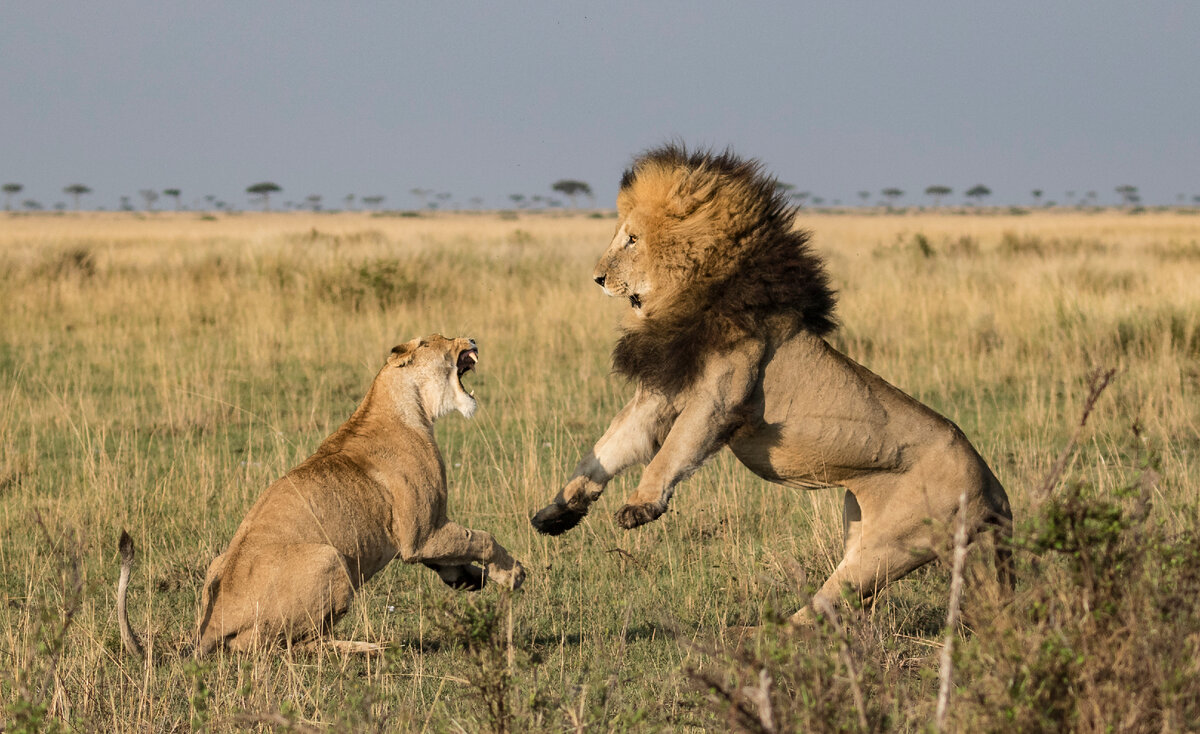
[2,3,1197,210]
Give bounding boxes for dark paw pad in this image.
[530,504,587,536]
[615,503,663,529]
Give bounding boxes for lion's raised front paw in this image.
[487,560,526,591]
[615,502,664,529]
[530,503,587,536]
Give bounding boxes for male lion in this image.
[118,335,525,658]
[531,145,1012,624]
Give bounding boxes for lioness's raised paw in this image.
[530,503,587,536]
[486,560,526,591]
[615,502,664,529]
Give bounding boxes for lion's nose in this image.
[593,274,606,287]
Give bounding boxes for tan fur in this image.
[118,335,524,657]
[532,146,1012,624]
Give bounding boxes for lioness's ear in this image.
[388,342,416,368]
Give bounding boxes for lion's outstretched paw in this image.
[530,503,587,536]
[615,502,664,529]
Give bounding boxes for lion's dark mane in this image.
[611,145,837,395]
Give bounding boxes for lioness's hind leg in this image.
[207,544,357,652]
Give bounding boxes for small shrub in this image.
[1114,308,1200,357]
[956,465,1200,731]
[431,594,551,734]
[944,235,980,257]
[998,231,1044,256]
[35,247,96,281]
[311,258,421,312]
[912,233,936,258]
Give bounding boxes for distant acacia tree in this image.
[139,189,159,211]
[881,188,904,207]
[410,188,432,209]
[305,194,322,212]
[468,196,483,210]
[1115,185,1140,207]
[119,196,134,212]
[858,191,871,206]
[1031,189,1043,207]
[163,188,181,210]
[924,185,952,207]
[791,191,811,208]
[63,184,92,210]
[965,184,992,206]
[246,182,282,211]
[343,194,355,211]
[2,183,21,211]
[551,179,592,210]
[23,200,43,211]
[361,195,384,210]
[508,194,526,209]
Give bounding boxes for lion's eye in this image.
[626,234,638,246]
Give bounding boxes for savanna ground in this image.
[1,209,1198,732]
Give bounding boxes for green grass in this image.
[1,211,1198,731]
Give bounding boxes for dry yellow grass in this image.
[1,209,1197,730]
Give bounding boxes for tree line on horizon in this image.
[3,179,1196,213]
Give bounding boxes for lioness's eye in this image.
[626,234,638,246]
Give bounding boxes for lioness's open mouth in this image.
[456,348,478,396]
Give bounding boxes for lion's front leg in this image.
[531,387,675,536]
[615,345,762,530]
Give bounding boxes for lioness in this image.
[531,146,1012,624]
[119,335,525,657]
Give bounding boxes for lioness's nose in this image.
[593,274,606,287]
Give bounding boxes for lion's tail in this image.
[117,529,146,662]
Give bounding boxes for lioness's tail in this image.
[117,530,146,662]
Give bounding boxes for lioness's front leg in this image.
[531,387,676,535]
[615,345,762,529]
[407,522,526,590]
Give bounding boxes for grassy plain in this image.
[1,209,1198,731]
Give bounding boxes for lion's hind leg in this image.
[790,489,937,626]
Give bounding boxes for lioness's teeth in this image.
[469,390,475,397]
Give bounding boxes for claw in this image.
[615,503,664,529]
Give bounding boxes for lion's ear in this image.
[388,342,417,368]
